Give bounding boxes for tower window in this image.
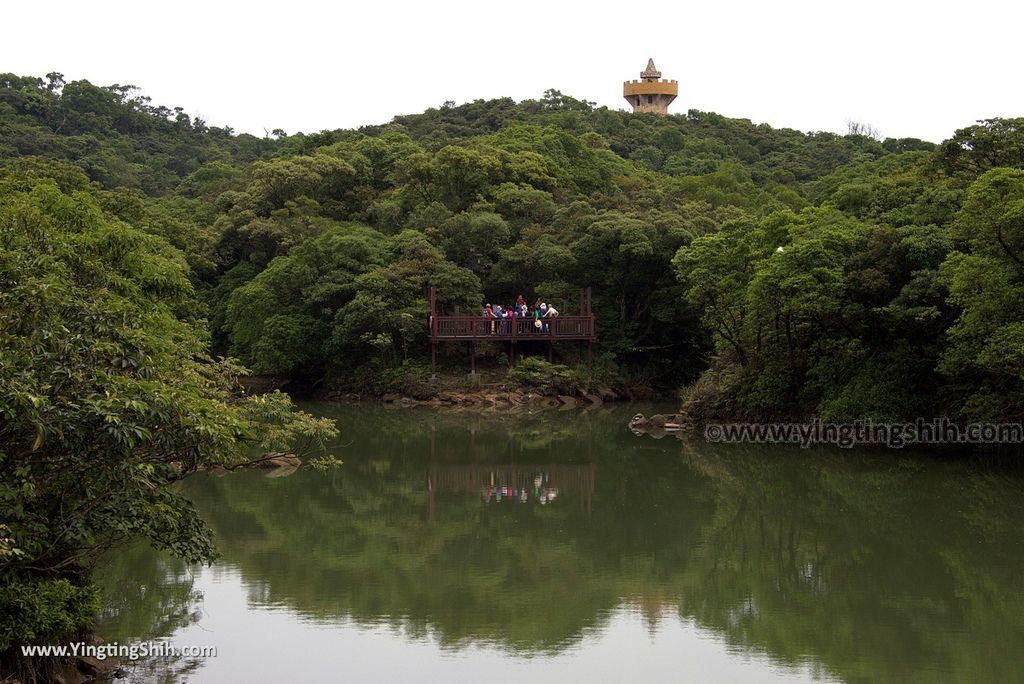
[647,95,653,104]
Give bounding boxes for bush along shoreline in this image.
[244,358,661,406]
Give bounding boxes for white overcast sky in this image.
[4,0,1022,143]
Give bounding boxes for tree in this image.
[333,231,481,366]
[224,223,386,374]
[936,118,1024,178]
[939,168,1024,419]
[0,174,336,671]
[846,120,881,140]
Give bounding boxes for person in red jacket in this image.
[483,303,495,334]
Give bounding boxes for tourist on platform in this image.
[494,304,505,334]
[479,297,563,335]
[483,303,496,335]
[495,305,507,335]
[541,303,558,332]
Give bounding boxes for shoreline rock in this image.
[628,413,688,438]
[322,385,651,410]
[22,633,124,684]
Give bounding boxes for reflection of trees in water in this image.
[308,401,651,461]
[99,406,1024,681]
[94,546,205,683]
[172,403,694,652]
[675,443,1024,684]
[95,547,200,643]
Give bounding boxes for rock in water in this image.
[629,413,685,434]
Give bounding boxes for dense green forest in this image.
[4,74,1024,421]
[2,71,1023,676]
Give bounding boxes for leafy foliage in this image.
[3,73,1024,417]
[0,578,100,652]
[507,358,586,395]
[0,172,336,658]
[939,168,1024,419]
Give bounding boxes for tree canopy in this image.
[4,72,1024,416]
[0,167,335,671]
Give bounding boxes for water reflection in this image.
[94,548,204,682]
[431,463,589,511]
[97,404,1024,683]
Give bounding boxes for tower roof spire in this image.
[641,58,661,79]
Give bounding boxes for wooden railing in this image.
[429,315,595,341]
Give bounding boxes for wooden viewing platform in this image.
[428,286,596,374]
[430,314,596,341]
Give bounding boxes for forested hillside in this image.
[3,75,1023,422]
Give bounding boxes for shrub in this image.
[0,578,100,652]
[340,361,438,399]
[508,358,585,396]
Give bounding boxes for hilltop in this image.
[3,73,1023,421]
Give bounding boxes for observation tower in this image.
[623,58,677,114]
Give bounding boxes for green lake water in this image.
[96,402,1024,683]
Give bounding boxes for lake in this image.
[96,402,1024,683]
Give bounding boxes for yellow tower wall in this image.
[622,80,679,97]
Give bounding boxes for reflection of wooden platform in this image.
[428,463,595,493]
[427,463,595,518]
